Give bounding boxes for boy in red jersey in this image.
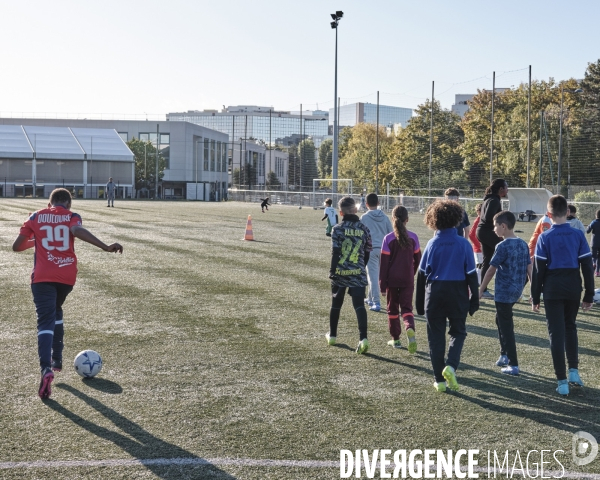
[12,188,123,399]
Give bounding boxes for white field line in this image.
[1,458,600,478]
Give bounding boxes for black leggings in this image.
[477,228,502,285]
[330,286,368,340]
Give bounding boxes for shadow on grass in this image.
[44,383,237,480]
[467,324,600,358]
[454,362,600,436]
[81,377,123,394]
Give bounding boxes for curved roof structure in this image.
[506,188,552,215]
[0,125,133,161]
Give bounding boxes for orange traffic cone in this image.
[243,215,254,241]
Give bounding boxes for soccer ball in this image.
[74,350,103,378]
[594,289,600,304]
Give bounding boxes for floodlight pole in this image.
[155,124,159,199]
[527,65,531,188]
[376,90,379,195]
[330,11,343,194]
[429,81,434,197]
[558,86,564,193]
[490,71,495,184]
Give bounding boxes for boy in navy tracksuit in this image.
[531,195,594,396]
[416,200,479,392]
[586,209,600,276]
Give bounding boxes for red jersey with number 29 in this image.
[19,205,82,285]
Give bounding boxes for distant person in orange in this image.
[468,203,483,283]
[528,212,552,260]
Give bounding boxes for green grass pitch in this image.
[1,199,600,479]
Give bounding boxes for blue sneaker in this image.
[556,379,569,396]
[364,299,372,307]
[568,368,584,387]
[369,304,381,312]
[495,355,509,367]
[501,365,520,376]
[481,290,494,300]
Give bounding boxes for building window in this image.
[216,141,222,172]
[204,139,209,171]
[118,132,128,142]
[160,133,170,145]
[210,140,216,171]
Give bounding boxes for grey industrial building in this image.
[0,118,228,200]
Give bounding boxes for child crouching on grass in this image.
[416,200,479,392]
[326,196,373,354]
[479,211,531,376]
[379,206,421,353]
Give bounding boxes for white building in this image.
[0,118,228,200]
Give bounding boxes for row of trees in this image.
[319,59,600,196]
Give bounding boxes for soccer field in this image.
[1,199,600,480]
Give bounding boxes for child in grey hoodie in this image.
[360,193,393,311]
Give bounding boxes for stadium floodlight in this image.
[558,86,583,193]
[330,10,344,193]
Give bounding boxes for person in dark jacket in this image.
[416,200,479,393]
[476,179,508,298]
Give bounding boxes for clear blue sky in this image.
[1,0,598,117]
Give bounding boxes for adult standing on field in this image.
[106,177,116,207]
[476,179,508,299]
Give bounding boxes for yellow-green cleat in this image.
[356,338,369,354]
[434,381,447,392]
[406,328,417,354]
[325,333,336,346]
[442,365,459,391]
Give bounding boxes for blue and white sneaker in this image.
[369,304,381,312]
[568,368,584,387]
[557,379,569,396]
[495,355,509,367]
[501,365,520,376]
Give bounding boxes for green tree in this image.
[380,100,464,195]
[286,143,299,189]
[298,138,318,189]
[574,190,600,223]
[338,123,393,193]
[127,138,167,194]
[266,171,280,188]
[572,59,600,187]
[318,138,333,178]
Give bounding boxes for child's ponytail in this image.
[392,205,410,249]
